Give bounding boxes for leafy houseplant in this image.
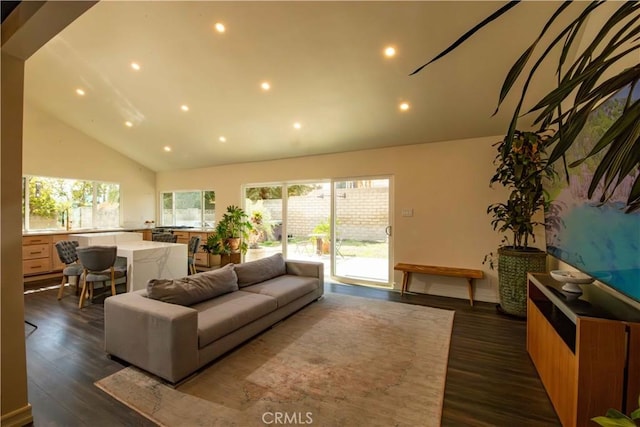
[592,396,640,427]
[248,210,274,249]
[201,232,223,267]
[201,232,223,255]
[411,1,640,212]
[486,130,555,317]
[214,205,253,255]
[488,130,555,250]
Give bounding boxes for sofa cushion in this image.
[146,264,238,306]
[234,253,286,287]
[242,275,318,307]
[193,291,278,348]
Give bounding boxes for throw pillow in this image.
[235,252,286,287]
[147,263,238,306]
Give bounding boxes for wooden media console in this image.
[527,273,640,427]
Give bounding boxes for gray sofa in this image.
[104,253,324,383]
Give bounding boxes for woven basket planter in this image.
[498,247,547,317]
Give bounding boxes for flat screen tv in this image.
[544,84,640,304]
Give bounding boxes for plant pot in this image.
[497,247,547,318]
[220,253,241,267]
[226,238,241,253]
[208,254,221,267]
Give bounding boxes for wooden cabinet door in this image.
[173,231,189,244]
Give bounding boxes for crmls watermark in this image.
[261,411,313,425]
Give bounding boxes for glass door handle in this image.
[385,226,392,236]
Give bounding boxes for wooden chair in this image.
[54,240,83,300]
[187,235,201,275]
[152,232,178,243]
[76,246,126,308]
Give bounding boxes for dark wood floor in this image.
[23,279,560,426]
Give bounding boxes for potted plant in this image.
[201,232,223,267]
[215,205,253,256]
[248,210,274,249]
[485,129,555,317]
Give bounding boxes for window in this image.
[161,190,215,227]
[23,175,120,231]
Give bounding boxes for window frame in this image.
[159,190,215,228]
[22,174,121,231]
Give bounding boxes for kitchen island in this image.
[115,240,187,292]
[68,231,142,246]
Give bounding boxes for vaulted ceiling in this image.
[24,1,576,172]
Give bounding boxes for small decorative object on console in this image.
[550,270,594,294]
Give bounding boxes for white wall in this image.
[157,136,532,303]
[22,105,156,228]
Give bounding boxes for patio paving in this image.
[246,242,390,286]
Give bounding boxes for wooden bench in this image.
[394,263,484,306]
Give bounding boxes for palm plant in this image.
[411,1,640,212]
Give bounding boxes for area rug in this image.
[96,293,454,426]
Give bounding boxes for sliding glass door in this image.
[243,178,392,287]
[284,183,330,261]
[331,178,392,286]
[244,185,284,262]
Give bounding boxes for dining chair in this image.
[152,233,178,243]
[55,240,83,300]
[187,235,201,275]
[76,246,126,308]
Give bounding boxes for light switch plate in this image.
[401,208,413,217]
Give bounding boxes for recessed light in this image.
[76,88,85,96]
[384,46,396,58]
[131,62,141,71]
[215,22,225,33]
[181,105,189,112]
[163,146,172,152]
[399,102,410,111]
[219,136,227,143]
[261,81,271,91]
[125,121,133,127]
[293,122,302,129]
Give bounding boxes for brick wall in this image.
[245,187,388,241]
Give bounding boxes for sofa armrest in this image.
[286,260,324,296]
[104,290,198,383]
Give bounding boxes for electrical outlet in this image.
[401,208,413,217]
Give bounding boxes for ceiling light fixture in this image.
[76,88,85,96]
[261,81,271,91]
[219,136,227,143]
[131,62,141,71]
[399,102,410,111]
[125,121,133,127]
[293,122,302,129]
[215,22,225,33]
[181,105,189,112]
[163,146,172,152]
[384,46,396,58]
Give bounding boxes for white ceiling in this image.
[24,1,573,172]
